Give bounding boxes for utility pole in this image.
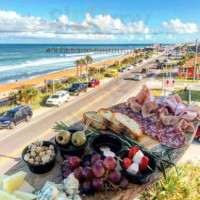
[193,38,198,81]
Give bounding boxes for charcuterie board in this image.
[6,109,199,200]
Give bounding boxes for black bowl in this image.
[90,133,123,157]
[22,141,58,174]
[55,130,88,157]
[119,150,156,185]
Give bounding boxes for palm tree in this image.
[79,58,86,78]
[21,88,39,106]
[75,59,82,78]
[85,55,93,77]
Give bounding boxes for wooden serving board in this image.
[6,104,199,200]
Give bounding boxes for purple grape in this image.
[74,167,83,180]
[91,154,101,164]
[92,163,105,178]
[61,163,71,173]
[82,181,92,194]
[92,178,103,190]
[64,155,71,161]
[83,154,92,162]
[83,161,91,167]
[95,159,103,165]
[82,167,93,180]
[108,169,121,184]
[103,157,117,171]
[69,156,81,169]
[62,168,71,179]
[119,177,129,189]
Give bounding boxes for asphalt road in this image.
[0,56,163,175]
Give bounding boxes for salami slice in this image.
[158,127,186,148]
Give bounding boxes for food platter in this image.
[4,85,200,200]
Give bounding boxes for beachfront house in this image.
[178,57,200,78]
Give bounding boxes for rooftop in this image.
[182,57,200,68]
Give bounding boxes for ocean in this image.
[0,44,149,85]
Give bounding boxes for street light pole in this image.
[193,38,198,81]
[162,66,165,93]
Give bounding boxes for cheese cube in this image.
[133,150,144,164]
[127,163,139,175]
[3,171,27,193]
[0,175,8,189]
[13,190,38,200]
[0,190,21,200]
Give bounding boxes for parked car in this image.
[68,82,88,96]
[108,70,119,77]
[155,59,160,63]
[133,74,143,81]
[126,65,134,70]
[132,62,138,67]
[141,68,149,73]
[119,67,127,72]
[0,105,33,129]
[138,60,143,64]
[195,126,200,143]
[88,79,100,87]
[46,91,69,106]
[157,62,166,69]
[163,59,168,63]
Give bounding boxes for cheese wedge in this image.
[0,190,21,200]
[0,175,8,189]
[3,171,27,193]
[18,181,35,193]
[13,190,37,200]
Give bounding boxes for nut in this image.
[28,158,34,164]
[30,151,36,158]
[39,151,46,157]
[49,145,55,150]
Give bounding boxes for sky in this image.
[0,0,200,44]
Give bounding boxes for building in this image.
[178,57,200,78]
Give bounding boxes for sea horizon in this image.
[0,43,154,85]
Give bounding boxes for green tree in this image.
[189,51,195,59]
[79,58,86,78]
[75,59,82,78]
[85,55,93,75]
[178,60,186,66]
[88,67,98,76]
[21,88,39,106]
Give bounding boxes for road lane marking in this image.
[0,85,119,166]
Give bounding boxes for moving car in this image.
[195,126,200,143]
[138,60,143,64]
[108,70,119,77]
[126,65,134,70]
[163,59,168,63]
[133,74,143,81]
[88,79,100,87]
[0,105,33,129]
[157,62,166,69]
[119,67,127,72]
[46,91,69,106]
[68,82,88,96]
[155,59,160,63]
[141,68,149,74]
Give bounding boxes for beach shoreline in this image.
[0,53,133,94]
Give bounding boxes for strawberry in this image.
[123,157,132,169]
[140,156,149,171]
[128,146,139,159]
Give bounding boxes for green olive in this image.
[71,131,87,147]
[56,131,71,145]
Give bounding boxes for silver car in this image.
[133,74,143,81]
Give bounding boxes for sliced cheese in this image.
[0,175,8,189]
[127,163,139,175]
[18,181,35,193]
[0,190,21,200]
[13,190,37,200]
[133,150,144,164]
[3,171,27,193]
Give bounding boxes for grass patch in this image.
[175,77,200,84]
[151,88,162,97]
[140,163,200,200]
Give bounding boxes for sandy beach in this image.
[0,53,133,94]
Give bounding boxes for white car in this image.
[126,65,134,70]
[133,74,143,81]
[46,91,69,106]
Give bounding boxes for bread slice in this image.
[98,109,121,134]
[113,112,142,141]
[83,111,107,130]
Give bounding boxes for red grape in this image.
[103,156,117,171]
[92,178,103,190]
[95,159,103,165]
[69,156,81,169]
[73,167,83,180]
[62,167,71,179]
[83,161,91,167]
[82,167,93,180]
[83,154,91,162]
[108,169,121,184]
[91,154,101,164]
[119,177,129,188]
[82,181,92,194]
[61,163,71,172]
[92,163,105,178]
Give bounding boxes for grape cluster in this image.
[61,154,129,194]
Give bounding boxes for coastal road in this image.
[0,55,165,175]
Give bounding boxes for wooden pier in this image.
[46,47,135,54]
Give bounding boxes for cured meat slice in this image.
[158,127,186,148]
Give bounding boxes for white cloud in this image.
[145,34,152,40]
[0,10,149,40]
[162,19,199,34]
